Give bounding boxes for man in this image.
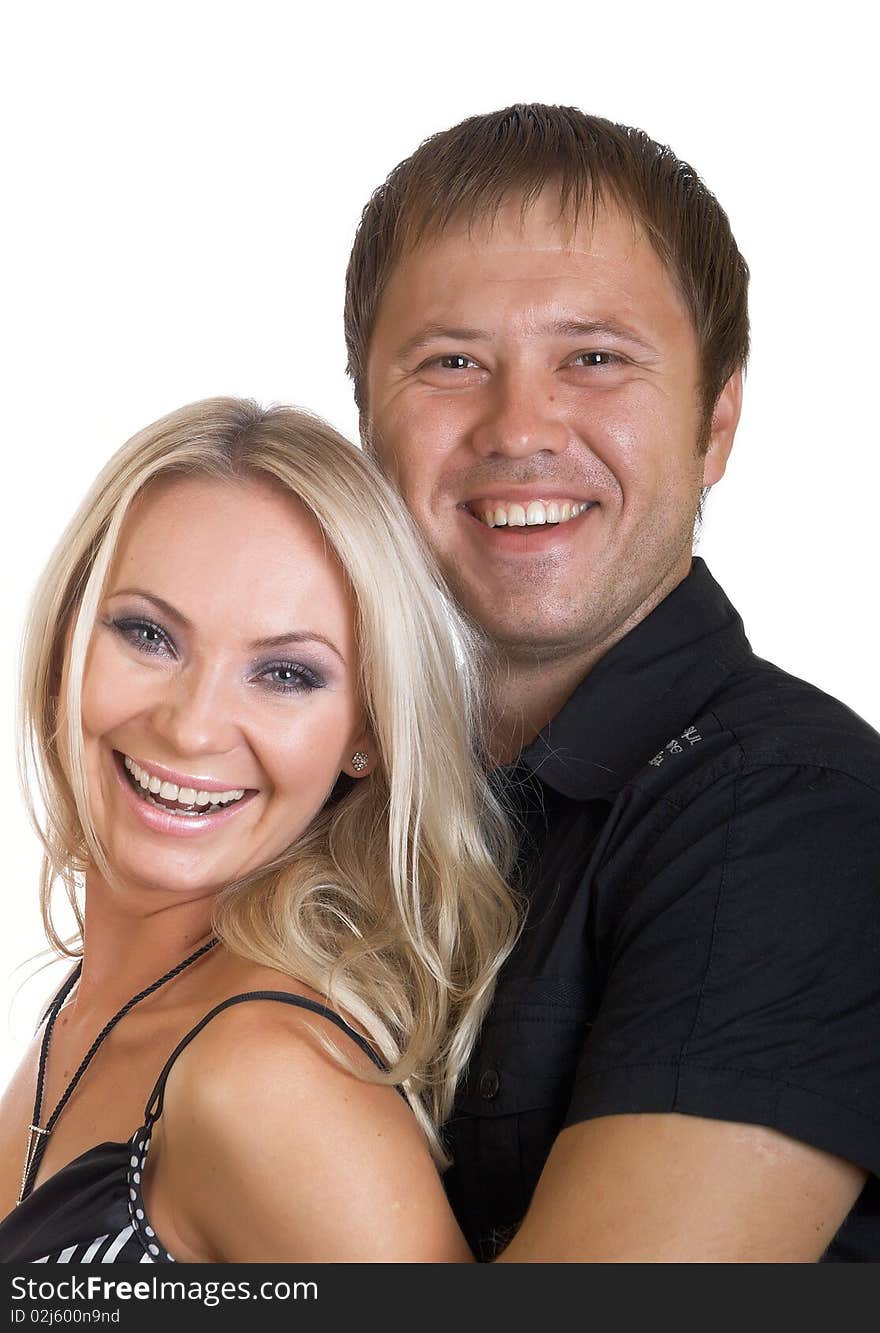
[345,105,880,1261]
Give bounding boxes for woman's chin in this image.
[89,850,231,904]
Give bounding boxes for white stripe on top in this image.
[102,1225,134,1262]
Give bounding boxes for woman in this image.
[0,398,519,1262]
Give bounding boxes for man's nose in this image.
[469,373,568,459]
[150,661,241,758]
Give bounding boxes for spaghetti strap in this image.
[144,991,386,1123]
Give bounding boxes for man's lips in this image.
[460,483,599,518]
[459,492,598,530]
[462,488,598,506]
[457,499,598,553]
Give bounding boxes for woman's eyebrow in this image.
[249,630,345,663]
[108,587,191,626]
[107,588,346,663]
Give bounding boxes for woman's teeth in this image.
[123,755,245,815]
[474,500,594,528]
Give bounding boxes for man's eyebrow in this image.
[394,325,492,361]
[106,588,346,662]
[546,319,659,355]
[394,319,658,361]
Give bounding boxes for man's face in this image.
[365,193,738,665]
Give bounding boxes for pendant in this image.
[18,1124,51,1205]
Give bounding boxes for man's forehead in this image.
[372,195,686,346]
[400,190,644,267]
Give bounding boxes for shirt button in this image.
[479,1068,500,1099]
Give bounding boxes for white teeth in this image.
[474,499,592,529]
[122,755,246,810]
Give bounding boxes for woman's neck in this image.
[71,866,216,1016]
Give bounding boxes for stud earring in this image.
[351,751,369,773]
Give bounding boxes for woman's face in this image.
[62,474,371,904]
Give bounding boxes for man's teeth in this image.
[123,755,245,810]
[475,500,593,529]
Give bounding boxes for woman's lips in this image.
[119,751,252,794]
[112,749,257,839]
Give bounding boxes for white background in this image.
[1,1,877,1082]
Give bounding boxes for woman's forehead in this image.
[107,475,356,649]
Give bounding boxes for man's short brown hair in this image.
[345,103,749,435]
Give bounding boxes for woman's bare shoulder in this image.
[174,975,381,1086]
[154,979,471,1262]
[190,956,379,1065]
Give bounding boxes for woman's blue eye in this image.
[259,662,324,694]
[111,617,172,655]
[108,619,323,693]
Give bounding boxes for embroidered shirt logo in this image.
[648,725,703,767]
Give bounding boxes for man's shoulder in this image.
[636,653,880,805]
[711,653,879,776]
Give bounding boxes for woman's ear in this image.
[341,728,376,780]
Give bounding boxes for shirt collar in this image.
[516,558,753,801]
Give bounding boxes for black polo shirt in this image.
[442,558,880,1262]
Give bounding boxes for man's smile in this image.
[463,498,597,528]
[456,497,599,558]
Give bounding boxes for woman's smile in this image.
[111,748,260,839]
[68,472,371,898]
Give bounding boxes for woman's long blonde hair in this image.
[18,398,519,1162]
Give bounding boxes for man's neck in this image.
[487,643,607,767]
[487,558,694,766]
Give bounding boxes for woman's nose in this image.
[149,661,242,758]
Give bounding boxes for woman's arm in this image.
[146,999,472,1263]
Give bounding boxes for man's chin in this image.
[461,604,599,663]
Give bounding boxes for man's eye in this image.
[573,351,620,368]
[434,354,478,371]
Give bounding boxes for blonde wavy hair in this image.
[18,397,519,1162]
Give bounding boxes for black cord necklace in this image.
[18,935,219,1206]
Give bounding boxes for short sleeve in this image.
[566,763,880,1175]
